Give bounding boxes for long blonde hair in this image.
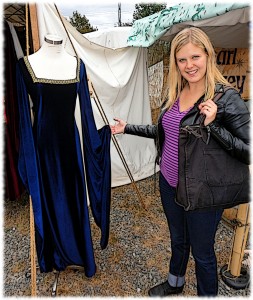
[165,27,230,109]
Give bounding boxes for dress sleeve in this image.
[16,60,44,246]
[77,60,112,249]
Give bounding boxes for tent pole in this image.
[29,196,37,296]
[88,80,146,210]
[54,4,78,57]
[26,9,37,299]
[26,3,39,296]
[54,3,146,210]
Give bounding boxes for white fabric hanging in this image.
[7,21,24,59]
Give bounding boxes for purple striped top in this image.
[160,98,192,187]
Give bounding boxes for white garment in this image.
[28,34,77,80]
[7,21,24,59]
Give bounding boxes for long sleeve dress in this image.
[16,56,111,277]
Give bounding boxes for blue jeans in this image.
[159,173,223,296]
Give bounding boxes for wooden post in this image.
[29,196,37,296]
[222,207,238,222]
[29,3,40,52]
[220,203,250,289]
[229,203,250,276]
[27,3,41,296]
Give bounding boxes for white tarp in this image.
[35,3,157,187]
[84,27,132,49]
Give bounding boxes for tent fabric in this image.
[127,3,250,48]
[33,3,158,187]
[84,27,132,49]
[7,21,24,59]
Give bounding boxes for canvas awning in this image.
[127,3,250,48]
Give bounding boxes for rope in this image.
[26,4,37,296]
[54,3,77,57]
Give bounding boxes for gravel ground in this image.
[3,174,251,297]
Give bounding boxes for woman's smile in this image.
[176,42,207,85]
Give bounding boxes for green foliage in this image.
[133,3,167,21]
[70,11,97,34]
[121,21,133,27]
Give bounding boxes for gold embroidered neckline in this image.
[23,56,80,84]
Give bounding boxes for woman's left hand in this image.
[198,99,217,126]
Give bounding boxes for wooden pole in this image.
[222,207,238,223]
[26,3,41,296]
[88,79,146,210]
[54,3,146,210]
[228,203,250,276]
[29,196,37,296]
[28,3,40,52]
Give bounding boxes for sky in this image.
[55,0,180,31]
[56,1,136,30]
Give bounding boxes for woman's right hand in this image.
[110,118,127,134]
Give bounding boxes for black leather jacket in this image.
[125,85,250,211]
[125,85,250,165]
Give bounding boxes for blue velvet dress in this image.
[16,57,111,277]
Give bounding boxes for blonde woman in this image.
[110,27,250,296]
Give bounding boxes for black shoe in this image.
[148,281,184,297]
